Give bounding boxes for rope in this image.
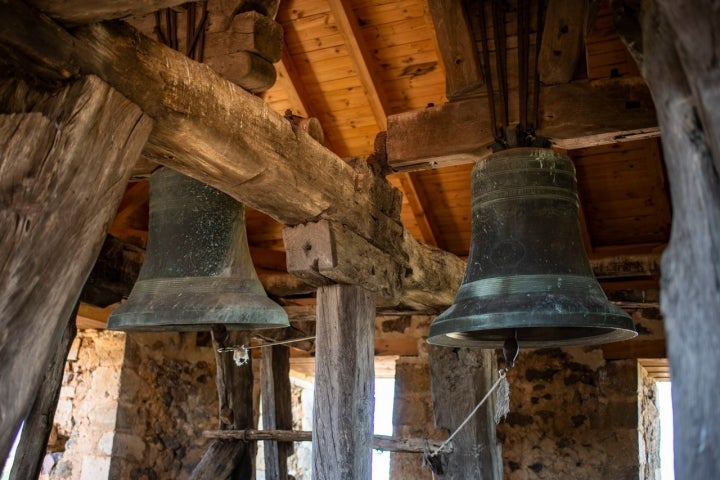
[431,368,508,457]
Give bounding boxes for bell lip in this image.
[107,294,290,332]
[426,311,637,348]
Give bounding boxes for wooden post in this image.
[191,328,256,480]
[312,284,375,480]
[428,347,502,479]
[0,76,152,463]
[612,1,720,477]
[9,306,77,480]
[261,345,293,479]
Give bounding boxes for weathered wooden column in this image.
[191,329,256,480]
[612,1,720,477]
[261,345,293,479]
[0,76,152,463]
[428,347,502,479]
[9,306,77,480]
[313,284,376,480]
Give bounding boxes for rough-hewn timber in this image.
[429,347,502,479]
[538,0,589,84]
[0,75,152,464]
[9,307,77,480]
[612,1,720,477]
[261,346,292,480]
[313,285,375,480]
[386,78,658,171]
[191,329,256,480]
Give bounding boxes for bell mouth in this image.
[429,319,637,348]
[426,274,637,348]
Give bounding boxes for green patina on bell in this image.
[108,168,289,332]
[428,148,636,348]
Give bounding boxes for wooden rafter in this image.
[328,0,442,247]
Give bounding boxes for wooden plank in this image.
[327,0,389,129]
[312,285,375,480]
[613,2,720,477]
[429,347,502,479]
[538,0,588,84]
[203,430,449,453]
[426,0,483,100]
[602,339,666,360]
[9,307,77,480]
[261,346,293,480]
[0,76,152,463]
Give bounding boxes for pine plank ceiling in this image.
[113,0,670,275]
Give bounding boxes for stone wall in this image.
[42,330,127,480]
[110,332,219,480]
[497,349,658,480]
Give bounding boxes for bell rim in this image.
[426,310,637,348]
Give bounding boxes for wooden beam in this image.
[0,2,462,310]
[538,0,589,84]
[283,220,403,303]
[26,0,188,25]
[386,78,657,171]
[204,430,450,454]
[328,0,442,249]
[191,328,257,479]
[428,347,502,478]
[312,285,375,480]
[9,307,77,480]
[612,1,720,477]
[327,0,389,130]
[261,345,293,480]
[0,76,152,463]
[426,0,484,100]
[602,339,666,360]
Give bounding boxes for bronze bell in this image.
[108,168,289,332]
[427,148,636,348]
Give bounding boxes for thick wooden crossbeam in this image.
[0,0,463,309]
[386,78,658,171]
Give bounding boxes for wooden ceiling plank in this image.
[326,0,389,129]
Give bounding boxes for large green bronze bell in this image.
[427,148,636,348]
[108,168,289,332]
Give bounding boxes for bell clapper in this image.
[502,329,520,369]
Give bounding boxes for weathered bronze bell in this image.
[427,148,636,348]
[108,168,289,331]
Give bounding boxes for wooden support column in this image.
[0,76,152,463]
[261,345,292,480]
[9,306,77,480]
[191,329,256,480]
[612,1,720,477]
[313,284,375,480]
[428,347,502,479]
